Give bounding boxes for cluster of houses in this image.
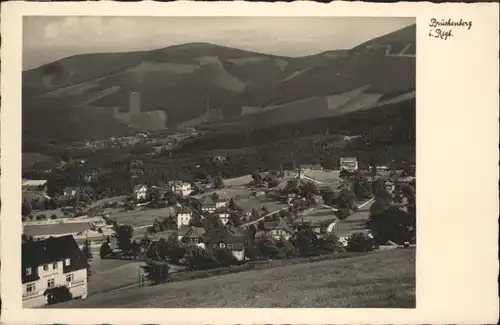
[133,180,194,203]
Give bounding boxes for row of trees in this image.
[366,180,416,245]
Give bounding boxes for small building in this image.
[180,226,206,249]
[268,225,295,241]
[177,206,193,228]
[203,226,246,261]
[133,184,149,202]
[169,181,193,197]
[218,212,230,226]
[199,195,228,212]
[22,235,89,308]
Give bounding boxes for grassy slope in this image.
[57,248,415,308]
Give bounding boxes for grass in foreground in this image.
[57,248,415,308]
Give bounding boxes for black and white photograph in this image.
[18,15,418,309]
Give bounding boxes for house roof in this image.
[179,206,193,214]
[133,184,148,191]
[200,196,215,205]
[22,235,89,283]
[22,180,48,187]
[177,226,191,236]
[254,230,268,238]
[185,227,206,238]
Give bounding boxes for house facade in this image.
[177,207,193,228]
[22,235,88,308]
[268,227,294,241]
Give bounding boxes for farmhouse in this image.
[203,227,246,261]
[22,235,88,308]
[177,206,193,228]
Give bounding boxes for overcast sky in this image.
[23,16,414,70]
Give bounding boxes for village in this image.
[21,156,416,308]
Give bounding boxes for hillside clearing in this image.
[57,248,415,308]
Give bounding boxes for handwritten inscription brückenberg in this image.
[429,18,472,40]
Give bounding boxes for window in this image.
[43,264,49,271]
[25,267,32,276]
[52,263,58,270]
[26,283,36,293]
[66,274,74,283]
[47,278,55,288]
[64,258,71,266]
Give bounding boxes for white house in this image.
[215,200,228,209]
[22,235,88,308]
[133,184,149,202]
[218,212,230,225]
[170,181,193,197]
[177,207,193,228]
[268,227,294,241]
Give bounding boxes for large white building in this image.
[22,235,89,308]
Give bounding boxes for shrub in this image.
[44,286,73,305]
[50,214,57,220]
[346,233,378,252]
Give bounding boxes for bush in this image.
[44,286,73,305]
[50,214,57,220]
[346,233,378,252]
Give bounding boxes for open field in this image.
[334,198,374,237]
[88,258,187,295]
[58,248,415,308]
[302,170,342,185]
[107,206,176,228]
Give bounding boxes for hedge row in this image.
[166,251,367,283]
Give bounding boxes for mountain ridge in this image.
[22,24,416,143]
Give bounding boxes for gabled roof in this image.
[200,196,215,205]
[133,184,148,191]
[22,235,88,283]
[202,226,246,244]
[22,180,48,187]
[185,227,206,238]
